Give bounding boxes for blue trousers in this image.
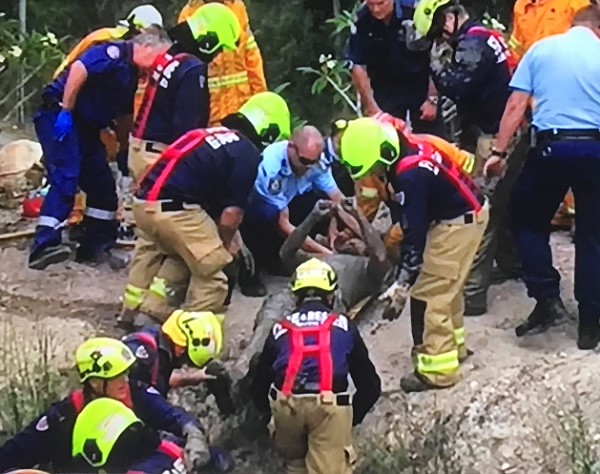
[510,140,600,326]
[32,108,118,256]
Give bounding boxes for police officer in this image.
[120,3,241,327]
[346,0,446,136]
[340,117,488,392]
[69,398,187,473]
[484,6,600,348]
[241,126,345,280]
[28,34,165,271]
[251,258,381,473]
[131,92,291,325]
[0,338,221,473]
[123,309,236,416]
[413,0,526,316]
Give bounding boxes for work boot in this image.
[490,266,522,285]
[577,323,600,351]
[133,312,160,329]
[464,293,487,317]
[515,297,570,337]
[76,247,131,270]
[400,372,439,393]
[28,245,71,270]
[239,272,267,298]
[458,348,474,363]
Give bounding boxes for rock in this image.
[0,139,43,199]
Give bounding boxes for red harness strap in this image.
[279,315,338,396]
[132,51,190,139]
[132,332,160,387]
[158,440,183,459]
[396,140,483,212]
[70,390,85,414]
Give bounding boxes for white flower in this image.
[8,46,22,58]
[326,59,336,69]
[318,53,333,64]
[46,32,58,45]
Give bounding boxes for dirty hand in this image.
[311,199,335,219]
[483,154,506,179]
[53,110,73,142]
[189,367,217,383]
[340,197,359,217]
[420,99,437,121]
[239,243,256,277]
[378,281,410,321]
[430,40,453,74]
[183,423,211,471]
[205,360,236,415]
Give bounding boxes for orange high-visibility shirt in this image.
[508,0,590,64]
[177,0,267,125]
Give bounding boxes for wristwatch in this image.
[426,95,439,106]
[491,147,508,159]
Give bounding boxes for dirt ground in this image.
[0,196,597,472]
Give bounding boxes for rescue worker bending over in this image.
[0,338,230,473]
[69,398,186,473]
[178,0,268,125]
[28,34,166,271]
[123,309,236,415]
[340,117,488,393]
[131,92,291,325]
[251,258,381,474]
[120,3,241,329]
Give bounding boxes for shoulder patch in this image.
[268,177,282,194]
[106,45,120,59]
[36,415,49,431]
[146,386,160,395]
[135,345,149,359]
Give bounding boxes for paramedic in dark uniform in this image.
[121,2,242,327]
[132,92,291,323]
[251,258,381,473]
[484,6,600,349]
[345,0,446,137]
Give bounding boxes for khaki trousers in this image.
[269,389,357,474]
[132,202,230,320]
[410,204,489,387]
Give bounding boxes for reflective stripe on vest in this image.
[130,331,160,387]
[279,314,338,395]
[415,350,459,374]
[158,440,183,460]
[207,71,249,90]
[132,51,190,139]
[467,26,516,72]
[395,140,483,213]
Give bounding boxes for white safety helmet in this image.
[119,5,164,29]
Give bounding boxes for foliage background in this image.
[0,0,516,127]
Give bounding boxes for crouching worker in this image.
[251,258,381,473]
[123,309,236,415]
[0,337,231,473]
[69,398,186,473]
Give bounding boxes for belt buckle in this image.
[320,391,334,405]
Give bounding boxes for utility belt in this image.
[269,384,352,406]
[129,136,169,155]
[530,128,600,147]
[133,197,201,212]
[438,198,489,225]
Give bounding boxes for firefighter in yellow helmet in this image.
[178,0,267,125]
[251,258,381,473]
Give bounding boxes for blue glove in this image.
[53,110,73,142]
[207,446,235,473]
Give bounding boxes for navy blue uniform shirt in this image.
[135,46,209,144]
[44,42,137,129]
[433,22,512,134]
[0,381,200,472]
[251,301,381,426]
[345,0,430,111]
[136,129,261,217]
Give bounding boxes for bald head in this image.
[292,125,324,159]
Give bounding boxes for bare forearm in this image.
[62,61,88,111]
[279,213,319,263]
[495,92,529,153]
[351,66,379,114]
[169,370,196,389]
[219,207,244,248]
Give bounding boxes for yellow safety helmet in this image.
[339,117,400,179]
[162,310,223,368]
[414,0,454,38]
[71,398,142,467]
[186,2,241,55]
[119,5,164,29]
[238,92,292,145]
[290,258,338,295]
[75,338,136,383]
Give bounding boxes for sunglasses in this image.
[290,144,319,167]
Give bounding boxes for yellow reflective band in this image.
[208,72,249,89]
[246,36,258,49]
[454,327,466,347]
[461,153,475,175]
[416,350,459,374]
[149,277,168,299]
[123,285,145,310]
[507,36,522,50]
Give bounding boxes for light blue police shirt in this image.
[509,26,600,130]
[253,140,339,211]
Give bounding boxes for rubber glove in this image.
[53,110,73,142]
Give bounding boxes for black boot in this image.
[515,297,570,337]
[490,266,522,285]
[577,322,600,350]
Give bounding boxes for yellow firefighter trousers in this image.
[133,202,230,319]
[410,203,489,387]
[269,389,357,474]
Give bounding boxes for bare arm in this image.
[169,368,214,389]
[351,65,381,116]
[328,188,345,204]
[218,206,244,249]
[62,61,88,111]
[494,91,529,153]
